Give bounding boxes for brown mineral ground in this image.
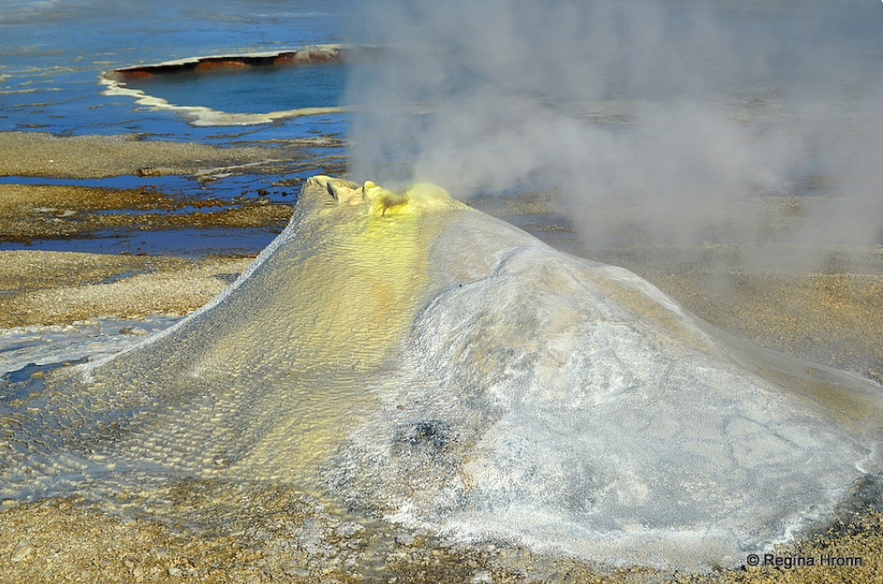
[617,250,883,382]
[0,183,292,244]
[0,250,250,328]
[0,481,880,584]
[0,132,881,583]
[0,131,320,179]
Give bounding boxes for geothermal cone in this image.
[1,176,881,570]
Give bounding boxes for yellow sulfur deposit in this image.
[2,176,881,572]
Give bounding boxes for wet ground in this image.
[0,131,345,255]
[1,2,881,581]
[0,102,880,584]
[1,157,881,584]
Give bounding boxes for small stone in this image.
[283,564,310,577]
[394,532,416,546]
[11,541,32,563]
[119,326,149,336]
[336,521,364,537]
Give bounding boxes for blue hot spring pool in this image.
[119,62,346,115]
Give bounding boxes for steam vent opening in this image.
[103,45,348,125]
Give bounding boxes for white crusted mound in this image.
[1,176,881,570]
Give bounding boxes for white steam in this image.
[343,0,882,252]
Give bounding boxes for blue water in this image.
[0,226,280,256]
[0,174,303,204]
[0,0,352,138]
[120,62,347,115]
[0,0,353,255]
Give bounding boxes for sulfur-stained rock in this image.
[1,176,881,572]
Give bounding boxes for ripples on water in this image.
[0,0,352,138]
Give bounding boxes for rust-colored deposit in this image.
[109,45,344,81]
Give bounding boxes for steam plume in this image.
[343,0,882,256]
